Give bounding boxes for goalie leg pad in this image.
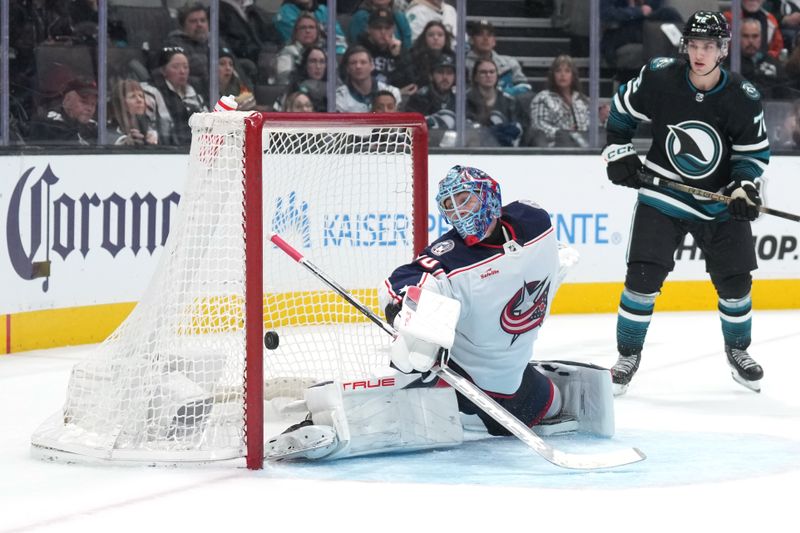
[267,378,464,461]
[531,361,616,437]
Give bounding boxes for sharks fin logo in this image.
[665,120,722,179]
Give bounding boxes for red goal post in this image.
[31,112,429,470]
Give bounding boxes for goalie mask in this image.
[679,11,730,70]
[436,165,501,246]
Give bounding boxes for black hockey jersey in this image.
[607,57,770,221]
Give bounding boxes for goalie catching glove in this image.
[602,143,642,189]
[725,179,761,221]
[389,286,461,374]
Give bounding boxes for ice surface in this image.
[2,310,798,532]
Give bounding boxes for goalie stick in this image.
[269,232,646,470]
[638,170,800,222]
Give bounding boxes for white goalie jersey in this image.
[380,201,564,395]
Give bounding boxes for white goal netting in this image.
[31,111,427,466]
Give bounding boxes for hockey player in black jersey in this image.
[602,11,769,395]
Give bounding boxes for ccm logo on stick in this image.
[342,378,396,390]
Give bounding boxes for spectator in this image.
[336,45,402,112]
[529,55,606,148]
[404,52,456,130]
[466,58,524,147]
[768,0,800,51]
[284,91,315,111]
[405,0,458,41]
[409,20,455,87]
[274,0,347,56]
[165,3,219,100]
[725,0,784,59]
[357,8,417,95]
[737,18,790,98]
[275,12,324,84]
[28,77,98,145]
[9,0,82,122]
[466,20,532,98]
[220,0,280,82]
[371,89,399,112]
[146,46,208,145]
[349,0,413,50]
[10,0,73,47]
[284,45,330,111]
[68,0,101,45]
[600,0,683,77]
[108,78,158,146]
[218,47,257,111]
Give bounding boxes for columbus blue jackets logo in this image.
[665,120,723,179]
[430,239,455,256]
[500,278,550,345]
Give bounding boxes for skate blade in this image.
[266,426,338,461]
[730,370,761,393]
[534,416,579,436]
[612,382,629,397]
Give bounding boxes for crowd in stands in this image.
[4,0,800,149]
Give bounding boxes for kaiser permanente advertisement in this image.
[1,154,798,352]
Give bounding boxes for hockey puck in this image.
[264,330,280,350]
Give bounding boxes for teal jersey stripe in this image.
[730,161,763,180]
[608,85,639,138]
[731,148,770,161]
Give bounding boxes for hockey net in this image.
[31,112,429,468]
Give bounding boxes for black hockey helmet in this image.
[679,11,730,55]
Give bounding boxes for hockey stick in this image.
[269,232,646,470]
[638,170,800,222]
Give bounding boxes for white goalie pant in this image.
[270,376,464,461]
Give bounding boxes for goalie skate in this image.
[533,414,579,436]
[725,345,763,393]
[266,420,338,461]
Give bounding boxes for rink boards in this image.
[1,153,798,353]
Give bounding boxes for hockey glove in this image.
[726,179,762,221]
[390,287,461,374]
[602,143,642,189]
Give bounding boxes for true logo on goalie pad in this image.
[342,377,396,390]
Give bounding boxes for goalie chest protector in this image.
[386,201,561,395]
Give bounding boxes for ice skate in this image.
[725,345,763,393]
[610,352,641,396]
[266,419,338,461]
